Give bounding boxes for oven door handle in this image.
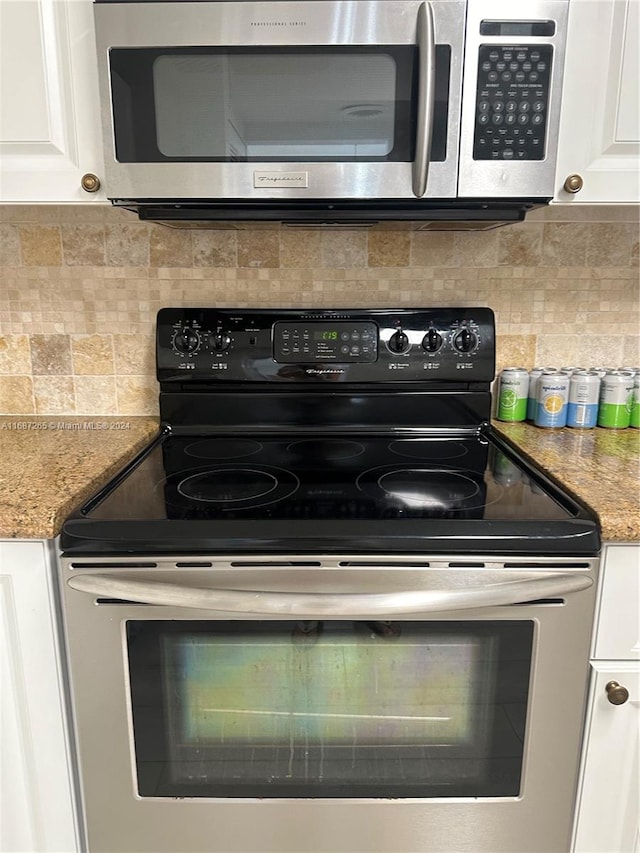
[412,1,436,198]
[67,573,592,617]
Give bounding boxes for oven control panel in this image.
[157,308,496,383]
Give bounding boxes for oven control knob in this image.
[173,328,200,354]
[388,330,410,354]
[422,328,443,353]
[452,326,478,354]
[210,331,231,352]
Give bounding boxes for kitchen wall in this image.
[0,204,638,416]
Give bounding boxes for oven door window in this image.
[108,47,450,163]
[127,620,532,799]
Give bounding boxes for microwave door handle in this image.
[412,1,436,198]
[68,573,592,617]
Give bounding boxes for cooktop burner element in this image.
[388,439,469,461]
[61,307,600,556]
[184,438,263,460]
[286,439,365,460]
[359,467,483,511]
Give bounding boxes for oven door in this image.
[94,0,463,201]
[60,556,597,853]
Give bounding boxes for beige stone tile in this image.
[18,226,62,266]
[535,334,624,369]
[498,223,543,266]
[30,334,72,374]
[192,231,238,267]
[73,376,117,414]
[59,205,108,224]
[410,233,455,266]
[321,232,366,267]
[116,375,158,415]
[237,232,280,268]
[586,223,634,267]
[61,225,106,266]
[71,334,114,375]
[113,334,155,376]
[621,335,640,367]
[368,232,410,267]
[149,226,192,267]
[0,376,34,413]
[496,334,536,372]
[453,231,499,267]
[280,231,322,268]
[0,335,31,374]
[106,224,150,266]
[541,223,589,266]
[0,225,21,265]
[33,375,76,414]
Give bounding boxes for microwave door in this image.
[96,1,463,204]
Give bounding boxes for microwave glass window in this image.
[127,620,533,799]
[109,47,419,163]
[154,53,396,159]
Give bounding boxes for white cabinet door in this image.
[594,544,640,660]
[0,540,80,853]
[573,663,640,853]
[554,0,640,203]
[0,0,105,202]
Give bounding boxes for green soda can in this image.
[497,368,529,422]
[631,375,640,429]
[597,371,635,429]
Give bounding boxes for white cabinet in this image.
[573,544,640,853]
[0,540,80,853]
[555,0,640,203]
[0,0,105,202]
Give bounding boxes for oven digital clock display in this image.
[273,321,378,363]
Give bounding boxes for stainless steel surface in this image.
[605,680,630,705]
[458,0,569,198]
[59,552,599,853]
[94,0,464,201]
[412,2,435,197]
[68,570,592,616]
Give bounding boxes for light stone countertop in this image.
[0,415,638,542]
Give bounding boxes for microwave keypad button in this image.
[473,44,552,161]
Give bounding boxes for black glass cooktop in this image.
[60,430,599,556]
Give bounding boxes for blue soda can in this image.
[527,366,556,421]
[535,371,570,428]
[567,370,600,429]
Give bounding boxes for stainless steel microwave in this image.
[94,0,569,226]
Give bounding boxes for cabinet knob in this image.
[563,174,584,194]
[605,681,629,705]
[81,173,101,193]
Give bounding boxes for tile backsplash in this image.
[1,204,638,415]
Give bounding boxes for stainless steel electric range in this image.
[58,308,600,853]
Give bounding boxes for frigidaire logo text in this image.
[251,21,307,27]
[305,368,345,376]
[256,175,306,184]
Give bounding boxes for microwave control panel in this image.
[473,43,553,161]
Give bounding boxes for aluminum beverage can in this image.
[535,371,570,428]
[560,366,585,375]
[620,367,639,375]
[630,375,640,429]
[567,370,600,429]
[590,367,610,378]
[527,366,556,421]
[497,368,529,422]
[597,371,634,429]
